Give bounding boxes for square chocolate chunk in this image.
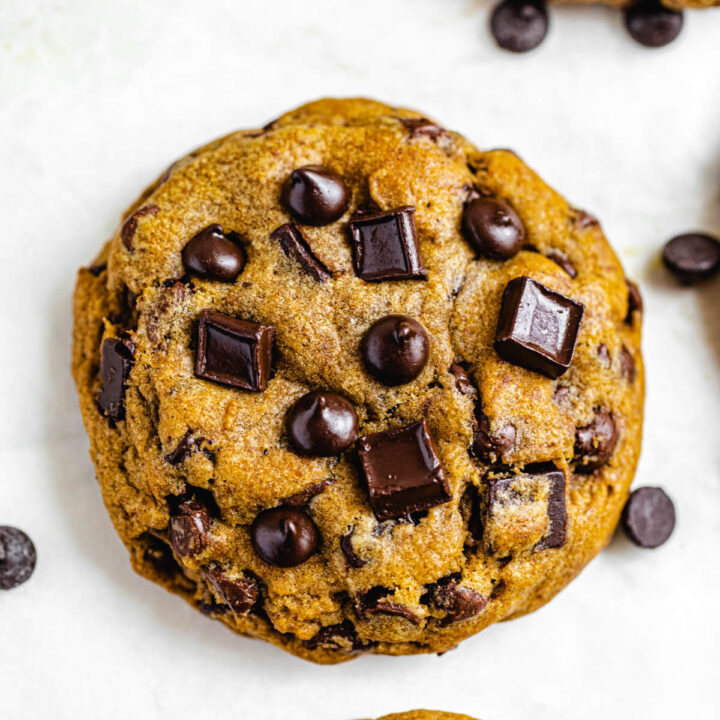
[195,310,275,391]
[356,417,450,521]
[349,206,427,282]
[494,276,584,379]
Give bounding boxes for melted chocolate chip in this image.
[546,250,577,278]
[621,487,676,548]
[349,206,427,282]
[282,165,350,226]
[98,336,135,422]
[620,346,637,384]
[362,315,429,386]
[195,310,275,391]
[303,620,365,651]
[574,410,619,473]
[182,225,246,282]
[490,0,549,53]
[398,117,448,141]
[626,280,643,324]
[426,575,487,624]
[471,408,516,464]
[204,569,260,614]
[142,535,179,576]
[251,507,319,567]
[624,0,683,48]
[170,500,211,557]
[0,526,37,590]
[462,197,525,260]
[286,391,358,457]
[662,233,720,284]
[121,205,159,250]
[271,223,331,282]
[340,528,367,569]
[282,479,334,507]
[449,363,475,396]
[356,417,450,521]
[495,276,585,379]
[356,587,421,624]
[165,431,206,466]
[574,210,600,228]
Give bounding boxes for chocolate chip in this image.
[546,250,577,278]
[121,205,159,250]
[204,569,260,614]
[398,117,449,141]
[362,315,429,386]
[449,363,475,396]
[286,391,358,457]
[165,430,206,466]
[303,620,364,651]
[356,417,450,521]
[282,479,334,507]
[597,343,611,364]
[533,467,567,550]
[621,487,676,548]
[340,528,368,569]
[97,336,135,421]
[620,346,637,384]
[251,506,319,567]
[170,500,211,557]
[181,224,246,282]
[471,409,516,464]
[356,587,421,625]
[625,280,643,324]
[271,223,331,282]
[426,576,487,624]
[662,233,720,284]
[462,197,525,260]
[624,0,683,48]
[574,410,619,473]
[349,206,427,282]
[282,165,350,226]
[142,535,179,576]
[88,262,106,276]
[0,527,37,590]
[195,310,275,391]
[490,0,549,53]
[574,209,600,228]
[495,276,585,379]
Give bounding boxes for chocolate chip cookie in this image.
[367,713,479,720]
[72,98,644,664]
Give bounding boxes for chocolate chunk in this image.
[0,526,37,590]
[182,224,246,282]
[303,620,364,651]
[88,261,107,276]
[490,0,549,53]
[574,209,600,228]
[97,336,135,421]
[271,223,331,282]
[398,117,448,141]
[662,233,720,284]
[426,576,487,624]
[471,409,516,464]
[349,206,427,282]
[462,197,525,260]
[142,535,179,576]
[534,467,567,550]
[449,363,475,396]
[204,569,259,614]
[282,165,350,226]
[282,479,334,507]
[170,500,211,557]
[356,587,421,624]
[574,410,619,473]
[619,346,637,384]
[546,250,577,278]
[195,310,275,391]
[121,205,159,250]
[165,430,206,466]
[625,280,643,324]
[624,0,683,48]
[621,487,676,548]
[495,276,585,379]
[362,315,430,386]
[286,391,358,456]
[251,506,319,567]
[340,528,367,569]
[356,417,450,521]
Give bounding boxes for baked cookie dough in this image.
[368,712,479,720]
[72,97,644,664]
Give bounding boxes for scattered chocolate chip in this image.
[362,315,429,386]
[426,575,487,624]
[340,528,368,569]
[0,527,37,590]
[625,280,643,324]
[449,363,475,396]
[490,0,549,53]
[88,261,107,276]
[624,0,683,48]
[282,165,350,226]
[495,276,585,379]
[574,410,619,473]
[286,391,358,457]
[204,568,260,614]
[170,500,211,557]
[349,206,427,282]
[165,430,206,466]
[181,224,246,282]
[121,205,159,250]
[303,620,365,651]
[282,479,334,507]
[198,600,229,616]
[398,117,449,141]
[471,409,516,464]
[662,233,720,284]
[574,210,600,228]
[97,336,135,422]
[621,487,676,548]
[356,587,421,624]
[271,223,331,282]
[251,506,319,567]
[356,417,450,521]
[142,535,179,576]
[546,250,577,278]
[195,310,275,391]
[462,197,525,260]
[619,346,637,384]
[597,343,611,364]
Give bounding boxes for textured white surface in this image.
[2,1,720,718]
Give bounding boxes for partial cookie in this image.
[72,97,644,664]
[369,712,480,720]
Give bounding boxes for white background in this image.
[2,1,719,718]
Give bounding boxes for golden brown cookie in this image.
[368,712,479,720]
[72,97,644,664]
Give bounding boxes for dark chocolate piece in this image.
[449,363,475,396]
[182,224,246,282]
[356,587,421,624]
[462,197,525,260]
[282,479,334,507]
[121,205,159,250]
[251,507,319,567]
[303,620,366,651]
[624,0,683,48]
[282,165,350,226]
[398,117,448,141]
[662,233,720,284]
[546,250,577,278]
[170,500,211,557]
[0,526,37,590]
[271,223,331,282]
[340,528,367,569]
[574,409,619,473]
[619,346,637,384]
[621,487,676,548]
[426,575,487,624]
[625,280,643,325]
[490,0,549,53]
[165,430,206,466]
[471,409,516,464]
[356,417,450,521]
[286,391,358,457]
[494,276,585,378]
[204,569,259,614]
[362,315,429,386]
[98,336,135,422]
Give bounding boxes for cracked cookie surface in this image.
[367,712,480,720]
[72,97,643,664]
